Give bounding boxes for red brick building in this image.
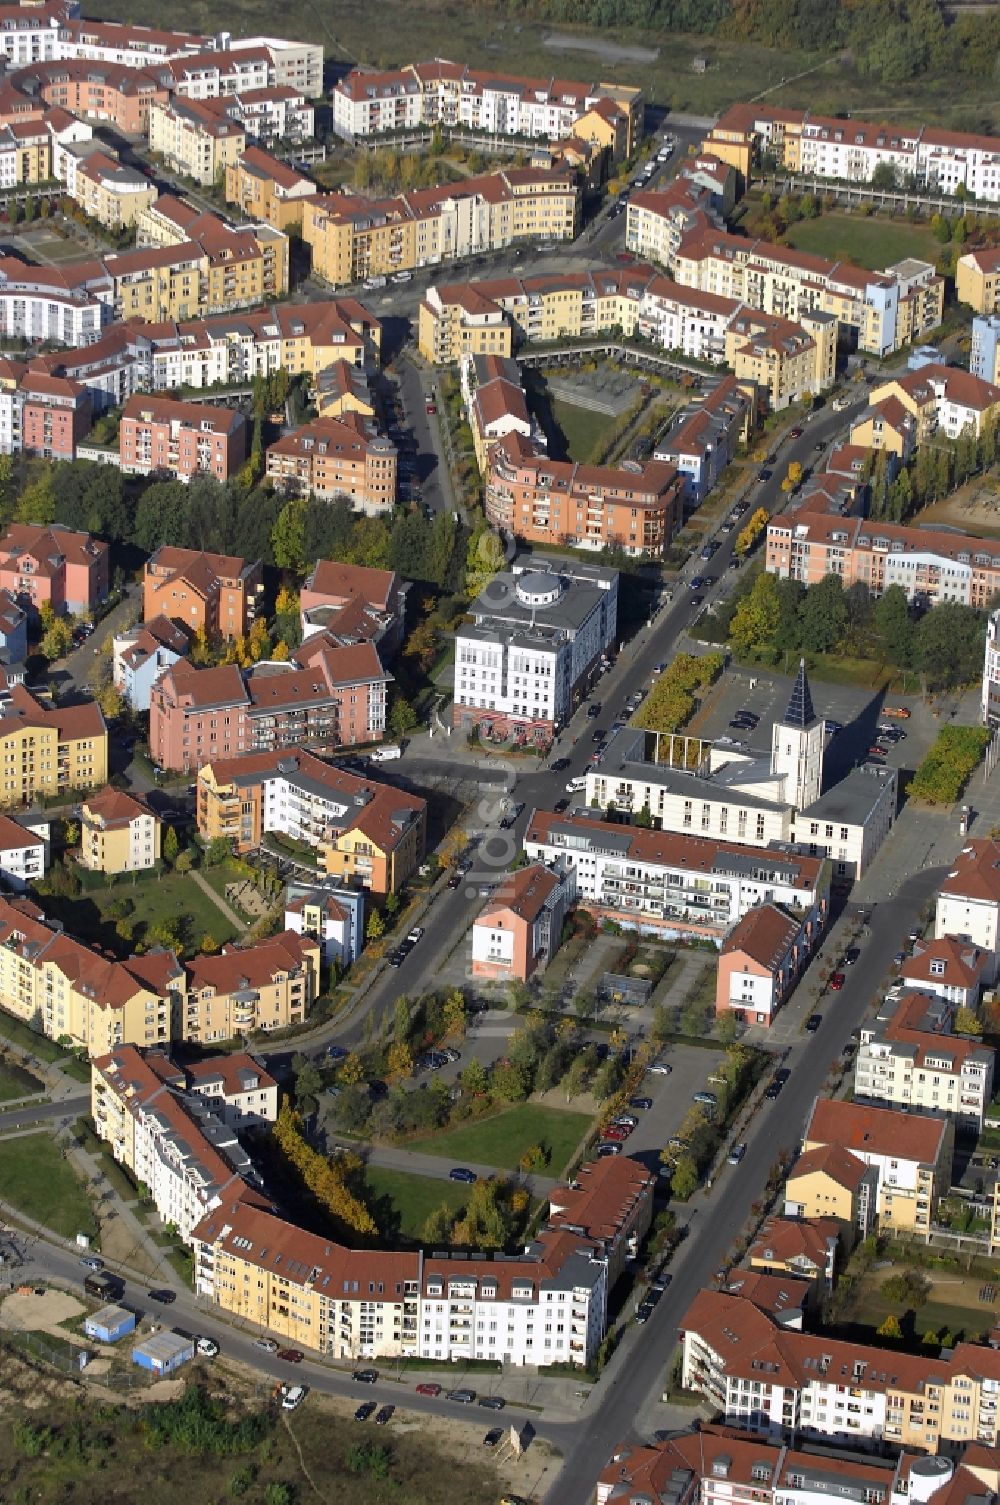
[120,394,248,482]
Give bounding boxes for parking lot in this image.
[621,1041,730,1176]
[691,666,941,784]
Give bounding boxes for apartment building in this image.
[0,252,113,346]
[71,149,156,229]
[766,512,1000,609]
[195,746,426,894]
[706,102,1000,205]
[284,880,365,968]
[856,991,995,1131]
[670,224,944,358]
[143,546,263,643]
[460,351,536,473]
[91,1044,262,1240]
[159,45,273,99]
[725,308,837,412]
[0,683,106,805]
[0,116,50,186]
[870,364,1000,444]
[148,95,245,185]
[985,613,1000,730]
[129,202,289,304]
[120,394,248,482]
[546,1154,654,1291]
[485,431,683,557]
[10,57,169,133]
[958,250,1000,316]
[454,555,618,742]
[265,412,397,515]
[784,1143,878,1239]
[224,146,316,231]
[0,810,46,890]
[471,859,575,982]
[151,636,392,772]
[716,901,823,1027]
[936,839,1000,982]
[682,1283,1000,1450]
[802,1098,953,1237]
[183,1052,278,1128]
[183,930,320,1044]
[746,1216,840,1296]
[79,786,160,875]
[654,376,753,504]
[113,615,190,713]
[299,562,406,659]
[524,809,829,942]
[332,60,640,155]
[19,371,91,461]
[301,167,579,287]
[900,935,990,1010]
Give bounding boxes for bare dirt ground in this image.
[1,1288,84,1333]
[914,476,1000,537]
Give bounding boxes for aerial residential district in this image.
[9,1,1000,1502]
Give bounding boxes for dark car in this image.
[484,1427,505,1447]
[326,1044,348,1060]
[759,468,773,481]
[591,729,605,744]
[148,1289,175,1304]
[635,1302,654,1324]
[375,1405,395,1426]
[448,1389,476,1404]
[353,1369,379,1384]
[805,1013,823,1033]
[479,1395,506,1410]
[553,797,570,814]
[824,719,844,736]
[355,1402,377,1422]
[843,947,860,966]
[689,576,704,590]
[789,426,803,438]
[388,950,405,967]
[447,872,462,888]
[450,1167,477,1183]
[630,1096,653,1111]
[587,703,601,718]
[278,1348,303,1363]
[550,757,570,772]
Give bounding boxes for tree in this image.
[871,160,899,190]
[465,527,506,598]
[492,1059,529,1102]
[203,836,230,865]
[97,681,124,720]
[877,1313,904,1341]
[422,1202,455,1244]
[460,1057,489,1095]
[15,465,57,526]
[40,615,72,662]
[442,990,467,1039]
[162,826,179,866]
[338,1053,364,1086]
[735,506,769,558]
[389,694,418,740]
[874,585,914,667]
[729,572,781,657]
[386,1040,413,1080]
[271,496,308,575]
[798,572,848,653]
[273,1102,377,1237]
[451,1177,509,1249]
[393,994,412,1045]
[954,1006,981,1035]
[916,602,986,689]
[561,1054,590,1101]
[62,819,79,848]
[670,1155,699,1200]
[366,909,385,943]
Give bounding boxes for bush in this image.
[635,652,724,739]
[910,726,990,804]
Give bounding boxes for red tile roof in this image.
[804,1097,950,1165]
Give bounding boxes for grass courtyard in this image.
[412,1103,591,1176]
[783,213,942,271]
[836,1254,999,1348]
[40,866,241,959]
[549,399,619,464]
[364,1166,471,1244]
[0,1132,98,1243]
[0,1057,44,1103]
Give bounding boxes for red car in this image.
[416,1382,442,1397]
[830,972,846,991]
[869,743,889,757]
[278,1348,304,1363]
[789,426,803,438]
[604,1123,632,1141]
[616,250,636,263]
[425,400,437,415]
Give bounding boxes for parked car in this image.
[478,1395,506,1410]
[79,1257,104,1270]
[278,1348,303,1363]
[550,757,570,772]
[355,1402,377,1422]
[727,1143,747,1165]
[830,972,846,991]
[449,1167,477,1183]
[635,1302,654,1324]
[630,1097,653,1111]
[604,1124,632,1142]
[805,1013,823,1033]
[148,1289,175,1304]
[255,1337,279,1352]
[596,1142,622,1157]
[416,1382,442,1397]
[648,1059,672,1075]
[882,705,911,718]
[281,1386,307,1411]
[375,1405,395,1426]
[196,1337,219,1357]
[553,798,570,813]
[448,1389,476,1404]
[586,703,601,718]
[353,1369,379,1383]
[326,1044,348,1060]
[789,426,803,438]
[484,1428,505,1447]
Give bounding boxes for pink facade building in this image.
[120,394,248,482]
[471,860,575,982]
[20,372,92,461]
[0,522,109,617]
[716,901,821,1027]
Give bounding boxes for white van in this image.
[565,775,586,793]
[370,744,402,762]
[281,1385,307,1411]
[362,276,387,290]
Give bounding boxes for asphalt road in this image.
[0,1095,87,1131]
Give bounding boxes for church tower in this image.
[771,660,824,811]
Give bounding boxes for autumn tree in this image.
[442,990,467,1039]
[162,826,179,866]
[273,1102,377,1238]
[386,1041,413,1080]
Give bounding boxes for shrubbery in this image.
[910,725,990,804]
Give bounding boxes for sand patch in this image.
[1,1288,83,1332]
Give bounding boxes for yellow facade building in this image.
[0,687,106,807]
[957,248,1000,314]
[148,97,246,188]
[79,786,161,875]
[223,146,317,232]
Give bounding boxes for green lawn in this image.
[0,1132,98,1242]
[0,1058,44,1102]
[550,399,619,463]
[413,1104,592,1175]
[40,868,240,959]
[365,1166,470,1244]
[784,214,941,271]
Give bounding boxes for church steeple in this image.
[784,659,816,730]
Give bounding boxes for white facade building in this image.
[453,554,618,741]
[855,992,995,1131]
[984,610,1000,729]
[0,812,47,891]
[937,838,1000,981]
[284,880,365,969]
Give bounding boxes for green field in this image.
[0,1132,98,1242]
[40,868,240,959]
[364,1166,471,1243]
[783,214,941,271]
[413,1104,591,1175]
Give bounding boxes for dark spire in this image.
[784,659,816,729]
